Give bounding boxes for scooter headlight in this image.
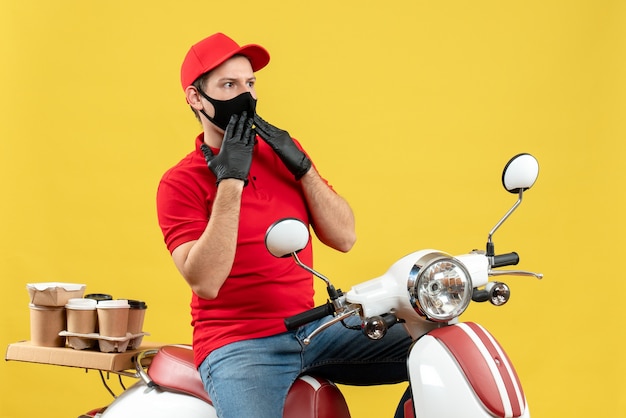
[408,252,473,322]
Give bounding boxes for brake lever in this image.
[489,269,543,279]
[303,307,360,345]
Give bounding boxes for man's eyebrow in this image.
[215,76,257,82]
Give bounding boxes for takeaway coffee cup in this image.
[84,293,112,332]
[65,298,98,334]
[29,304,66,347]
[127,300,147,334]
[96,299,130,338]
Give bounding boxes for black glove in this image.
[201,112,255,185]
[253,114,311,180]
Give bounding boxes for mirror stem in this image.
[292,253,331,286]
[487,190,524,257]
[291,252,342,300]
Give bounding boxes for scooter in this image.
[82,153,541,418]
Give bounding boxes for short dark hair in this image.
[189,72,210,122]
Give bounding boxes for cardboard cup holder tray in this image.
[59,331,150,353]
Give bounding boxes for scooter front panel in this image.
[408,334,494,417]
[408,322,527,418]
[431,322,525,417]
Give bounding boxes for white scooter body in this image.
[408,322,529,418]
[93,323,529,418]
[99,382,216,418]
[343,251,530,418]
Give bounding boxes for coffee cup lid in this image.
[128,299,148,309]
[65,298,97,310]
[85,293,113,301]
[97,299,130,309]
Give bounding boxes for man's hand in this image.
[201,112,255,185]
[253,114,311,180]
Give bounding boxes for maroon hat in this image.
[180,33,270,90]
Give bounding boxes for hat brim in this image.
[192,43,270,83]
[237,44,270,73]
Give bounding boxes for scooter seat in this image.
[148,345,212,403]
[147,345,351,418]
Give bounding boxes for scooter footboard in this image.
[407,322,529,418]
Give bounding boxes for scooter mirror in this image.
[502,153,539,194]
[265,218,310,258]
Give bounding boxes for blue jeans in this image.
[198,316,413,418]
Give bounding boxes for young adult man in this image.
[156,32,412,418]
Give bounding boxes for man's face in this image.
[202,55,257,103]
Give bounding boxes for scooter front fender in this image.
[100,380,216,418]
[408,322,529,418]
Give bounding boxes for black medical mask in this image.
[198,90,257,130]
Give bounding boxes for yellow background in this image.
[1,1,624,417]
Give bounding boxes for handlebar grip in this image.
[492,252,519,268]
[284,302,334,330]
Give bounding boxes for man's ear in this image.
[185,86,204,110]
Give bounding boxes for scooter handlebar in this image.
[492,252,519,268]
[284,302,335,330]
